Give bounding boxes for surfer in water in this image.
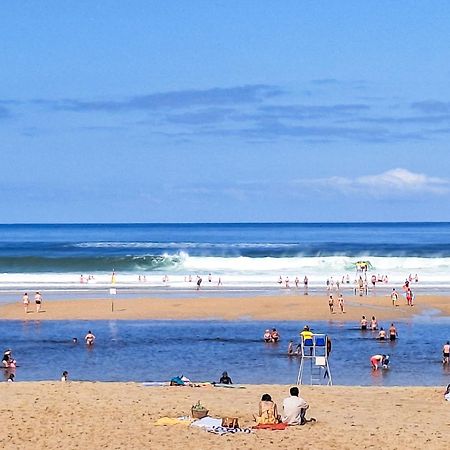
[84,330,96,346]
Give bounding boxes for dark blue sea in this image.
[0,222,449,294]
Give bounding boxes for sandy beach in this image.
[0,293,448,321]
[1,293,449,449]
[1,382,448,450]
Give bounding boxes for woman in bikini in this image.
[256,394,281,424]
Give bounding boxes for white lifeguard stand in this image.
[296,334,332,386]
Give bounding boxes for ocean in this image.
[0,222,449,297]
[1,222,449,386]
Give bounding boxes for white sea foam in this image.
[0,255,449,291]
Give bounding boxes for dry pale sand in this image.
[0,293,448,321]
[0,382,448,450]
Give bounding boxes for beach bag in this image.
[221,417,239,428]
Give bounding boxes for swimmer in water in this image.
[2,350,16,368]
[371,316,378,331]
[287,340,294,355]
[84,330,96,346]
[264,329,272,343]
[360,316,368,330]
[389,323,398,341]
[378,328,386,340]
[271,328,280,342]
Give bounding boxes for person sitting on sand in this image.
[444,384,450,401]
[255,394,281,425]
[219,371,232,384]
[360,316,368,330]
[443,341,450,365]
[282,386,314,425]
[7,373,14,382]
[2,350,16,368]
[84,330,96,345]
[378,328,386,340]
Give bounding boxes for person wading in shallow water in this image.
[84,330,96,346]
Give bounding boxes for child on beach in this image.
[61,371,69,382]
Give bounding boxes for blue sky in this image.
[1,1,450,222]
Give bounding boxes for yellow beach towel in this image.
[154,417,191,426]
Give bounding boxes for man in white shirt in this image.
[282,386,309,425]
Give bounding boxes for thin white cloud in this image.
[294,168,449,196]
[357,168,448,193]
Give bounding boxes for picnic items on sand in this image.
[191,401,209,419]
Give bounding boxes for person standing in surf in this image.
[85,331,96,346]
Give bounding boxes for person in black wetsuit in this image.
[219,371,233,384]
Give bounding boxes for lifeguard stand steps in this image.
[296,334,332,386]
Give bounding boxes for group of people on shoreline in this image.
[277,276,309,290]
